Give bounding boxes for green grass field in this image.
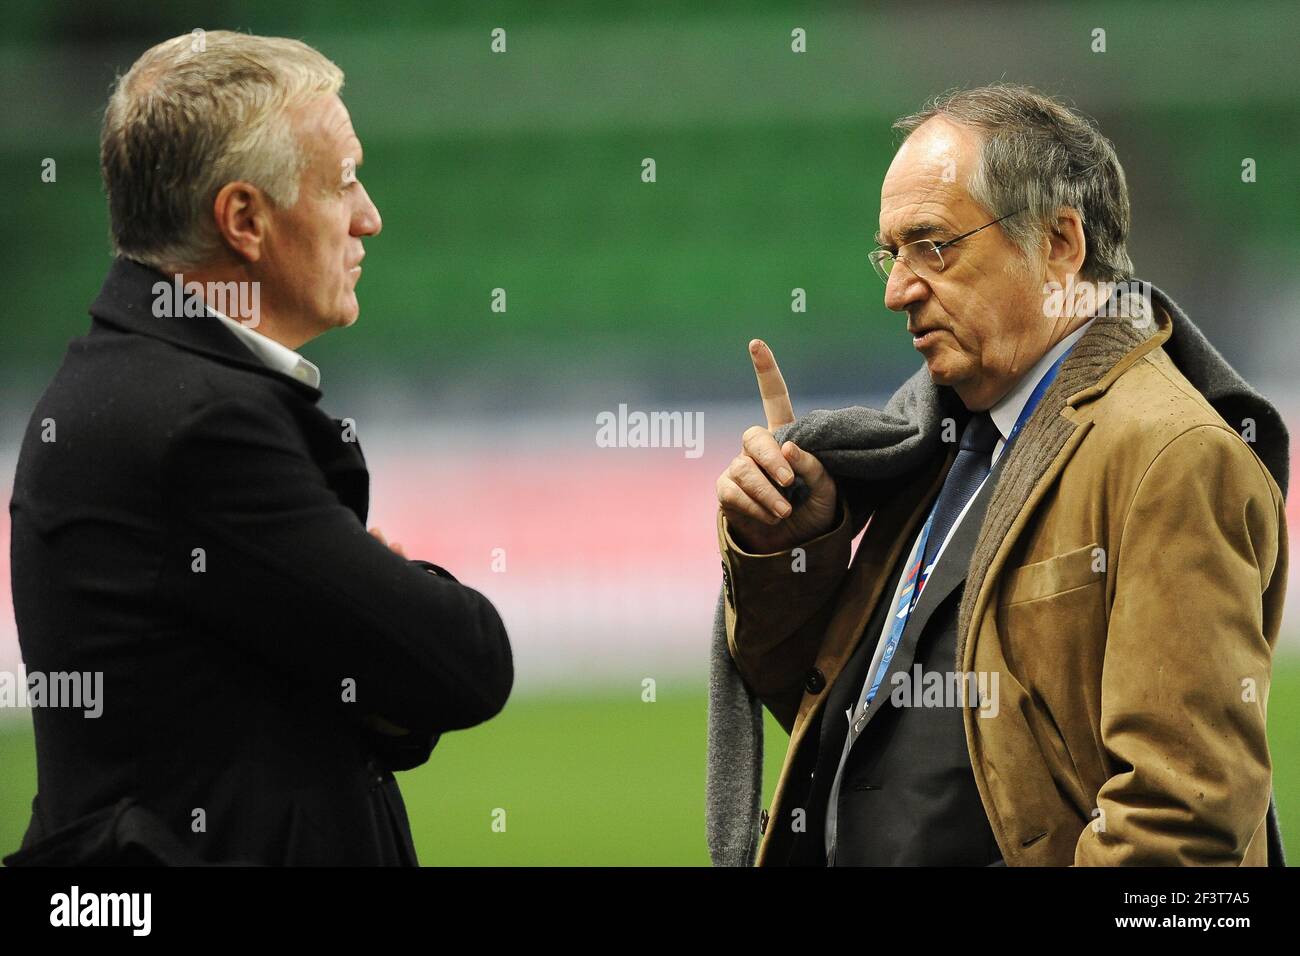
[3,657,1299,865]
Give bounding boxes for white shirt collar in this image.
[987,317,1095,461]
[206,306,321,389]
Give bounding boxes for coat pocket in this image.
[999,542,1104,606]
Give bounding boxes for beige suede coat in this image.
[719,304,1288,866]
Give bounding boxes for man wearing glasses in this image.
[710,84,1288,866]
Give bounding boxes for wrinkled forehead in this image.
[293,94,363,171]
[877,117,982,246]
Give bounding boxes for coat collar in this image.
[1062,292,1172,415]
[87,256,324,403]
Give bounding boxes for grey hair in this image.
[893,84,1134,283]
[101,30,344,271]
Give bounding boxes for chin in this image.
[923,356,956,384]
[334,295,360,327]
[923,352,971,390]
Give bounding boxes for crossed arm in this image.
[161,397,514,765]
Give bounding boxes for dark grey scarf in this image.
[705,281,1289,867]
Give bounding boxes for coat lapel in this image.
[848,437,1010,737]
[754,453,949,866]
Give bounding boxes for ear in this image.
[211,181,270,264]
[1045,206,1087,285]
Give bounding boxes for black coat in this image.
[5,257,513,866]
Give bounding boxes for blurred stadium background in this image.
[1,0,1298,864]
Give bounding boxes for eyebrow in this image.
[874,220,952,248]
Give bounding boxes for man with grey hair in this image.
[7,31,513,866]
[710,84,1288,866]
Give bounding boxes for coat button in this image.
[759,809,769,834]
[804,667,826,694]
[853,715,866,734]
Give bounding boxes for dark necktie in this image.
[917,410,1001,578]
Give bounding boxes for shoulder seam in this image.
[1142,348,1223,412]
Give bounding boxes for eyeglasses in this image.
[868,208,1026,282]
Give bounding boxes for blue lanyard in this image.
[857,344,1076,710]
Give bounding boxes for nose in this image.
[353,183,382,238]
[883,260,928,314]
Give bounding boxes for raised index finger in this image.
[749,339,795,430]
